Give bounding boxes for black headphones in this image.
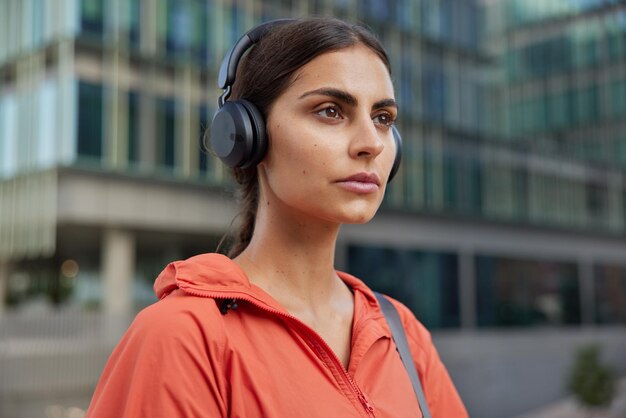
[210,19,402,182]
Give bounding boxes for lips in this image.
[339,172,381,185]
[336,172,381,194]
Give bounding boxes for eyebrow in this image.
[298,87,398,111]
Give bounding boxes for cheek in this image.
[264,125,317,191]
[267,122,330,175]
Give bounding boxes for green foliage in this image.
[567,344,616,407]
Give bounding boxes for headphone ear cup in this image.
[209,100,266,168]
[388,125,403,182]
[238,99,267,168]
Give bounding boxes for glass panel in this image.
[155,98,176,170]
[129,0,141,48]
[586,182,609,226]
[443,146,458,212]
[594,264,626,324]
[348,244,460,329]
[128,91,139,165]
[610,79,626,118]
[77,81,103,161]
[575,85,599,124]
[360,0,393,23]
[476,255,581,327]
[6,261,66,308]
[549,91,571,129]
[0,92,18,178]
[422,58,446,123]
[80,0,104,36]
[167,0,193,55]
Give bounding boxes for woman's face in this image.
[259,44,398,225]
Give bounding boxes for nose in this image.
[349,116,385,159]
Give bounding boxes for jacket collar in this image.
[153,253,381,312]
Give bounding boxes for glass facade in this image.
[493,2,626,162]
[348,245,626,329]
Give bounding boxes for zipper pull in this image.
[220,298,238,315]
[358,393,375,415]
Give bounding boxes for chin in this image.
[336,208,379,224]
[345,217,375,225]
[338,200,383,224]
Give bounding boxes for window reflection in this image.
[594,265,626,324]
[128,91,139,166]
[476,255,580,327]
[77,81,103,162]
[155,98,176,171]
[80,0,104,37]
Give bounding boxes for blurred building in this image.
[1,1,626,417]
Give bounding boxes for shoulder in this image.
[380,294,434,362]
[340,271,435,358]
[379,295,469,417]
[87,293,230,417]
[128,291,227,354]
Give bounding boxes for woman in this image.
[86,17,467,418]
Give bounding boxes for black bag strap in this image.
[374,292,432,418]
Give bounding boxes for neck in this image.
[234,195,343,312]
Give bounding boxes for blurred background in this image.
[1,0,626,417]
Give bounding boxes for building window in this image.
[360,0,393,23]
[80,0,104,37]
[476,255,581,327]
[129,0,141,48]
[610,79,626,118]
[6,261,67,308]
[422,59,446,123]
[155,98,176,171]
[0,93,17,178]
[166,0,193,55]
[595,264,626,324]
[128,91,139,165]
[77,81,103,162]
[347,245,460,329]
[549,91,572,129]
[443,148,458,212]
[574,85,599,125]
[586,182,608,226]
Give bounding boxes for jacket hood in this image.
[153,253,380,310]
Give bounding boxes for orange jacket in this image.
[86,254,467,418]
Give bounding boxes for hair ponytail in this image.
[227,167,258,258]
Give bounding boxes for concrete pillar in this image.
[579,259,595,326]
[459,249,477,329]
[0,261,8,315]
[102,228,135,340]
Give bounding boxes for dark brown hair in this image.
[225,17,391,258]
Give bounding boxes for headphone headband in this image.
[217,19,296,92]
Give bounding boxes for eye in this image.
[372,112,395,128]
[315,105,343,120]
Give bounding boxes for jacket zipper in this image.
[182,289,376,418]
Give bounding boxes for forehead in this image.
[286,44,395,101]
